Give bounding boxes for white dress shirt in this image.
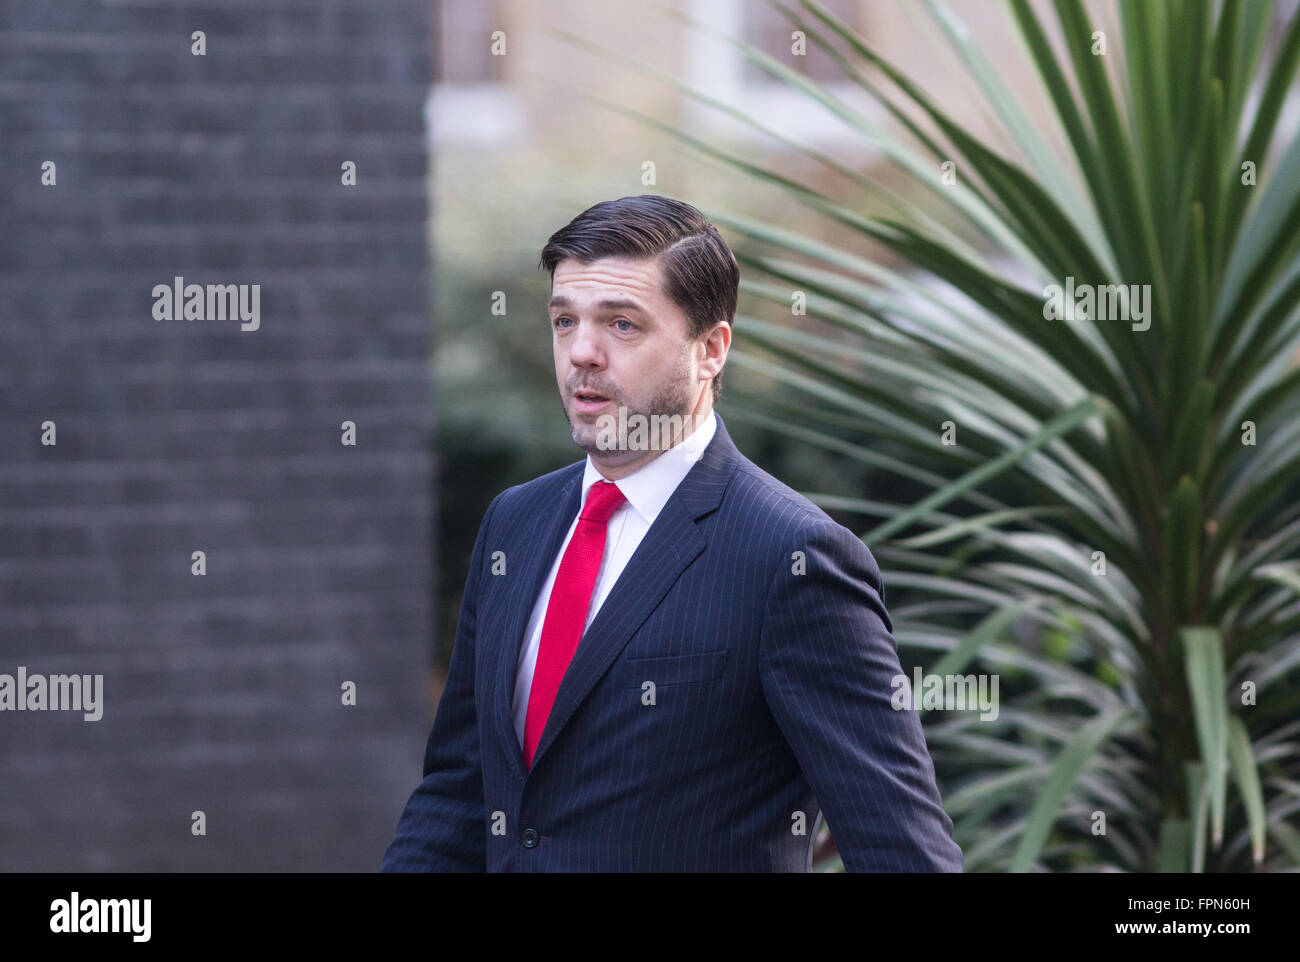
[511,410,717,748]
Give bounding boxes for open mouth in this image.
[573,390,611,404]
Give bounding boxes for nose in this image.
[567,319,605,369]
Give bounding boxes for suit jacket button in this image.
[521,828,539,848]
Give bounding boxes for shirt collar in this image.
[579,411,717,526]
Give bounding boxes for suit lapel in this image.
[497,414,742,778]
[488,466,582,781]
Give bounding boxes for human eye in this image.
[552,315,573,330]
[613,318,636,332]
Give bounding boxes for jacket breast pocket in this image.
[619,649,728,689]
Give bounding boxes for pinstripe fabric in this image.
[381,414,964,872]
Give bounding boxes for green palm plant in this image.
[555,0,1300,871]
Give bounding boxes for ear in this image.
[699,321,731,381]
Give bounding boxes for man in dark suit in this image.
[382,195,963,872]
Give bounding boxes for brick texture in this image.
[0,0,434,870]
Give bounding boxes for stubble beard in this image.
[565,360,695,463]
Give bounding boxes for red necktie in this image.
[522,479,627,770]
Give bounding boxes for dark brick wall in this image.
[0,0,434,870]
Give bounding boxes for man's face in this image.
[549,255,723,473]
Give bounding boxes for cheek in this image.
[627,342,672,379]
[619,348,657,386]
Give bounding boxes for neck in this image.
[591,393,714,482]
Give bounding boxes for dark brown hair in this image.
[538,195,738,401]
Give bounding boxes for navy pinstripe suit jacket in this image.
[381,413,963,872]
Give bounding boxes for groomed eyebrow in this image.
[548,295,649,315]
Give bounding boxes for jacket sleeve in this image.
[758,519,964,872]
[380,493,501,872]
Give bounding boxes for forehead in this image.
[549,256,666,307]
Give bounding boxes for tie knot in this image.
[580,480,626,524]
